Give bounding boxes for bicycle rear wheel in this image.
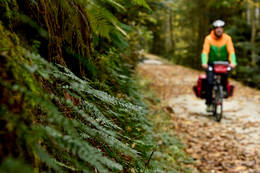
[214,86,223,122]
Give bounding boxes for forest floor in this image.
[137,54,260,173]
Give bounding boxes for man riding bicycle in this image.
[201,20,237,112]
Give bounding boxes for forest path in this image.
[137,54,260,172]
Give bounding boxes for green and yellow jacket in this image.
[201,30,237,65]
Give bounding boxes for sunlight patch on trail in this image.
[141,59,163,65]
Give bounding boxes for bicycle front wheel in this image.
[214,86,223,122]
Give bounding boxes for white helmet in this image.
[213,20,225,28]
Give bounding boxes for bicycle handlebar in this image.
[212,61,229,65]
[208,64,232,72]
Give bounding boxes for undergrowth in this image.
[0,23,151,172]
[0,0,194,172]
[0,23,194,172]
[138,79,194,173]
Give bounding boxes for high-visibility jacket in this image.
[201,30,237,65]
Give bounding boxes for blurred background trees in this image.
[139,0,260,88]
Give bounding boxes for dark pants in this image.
[206,66,228,105]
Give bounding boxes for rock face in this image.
[138,54,260,172]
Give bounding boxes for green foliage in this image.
[0,23,152,172]
[0,158,33,173]
[0,0,196,172]
[138,0,260,89]
[132,0,150,9]
[226,17,260,88]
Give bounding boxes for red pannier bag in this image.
[193,75,207,98]
[214,64,228,74]
[226,80,234,98]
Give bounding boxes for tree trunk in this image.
[247,1,251,25]
[151,9,175,57]
[250,0,257,65]
[164,9,174,57]
[195,0,209,69]
[151,12,164,55]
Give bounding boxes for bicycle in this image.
[193,61,234,122]
[209,61,232,121]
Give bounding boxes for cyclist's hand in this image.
[230,64,236,69]
[202,64,208,69]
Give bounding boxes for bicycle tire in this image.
[214,86,223,122]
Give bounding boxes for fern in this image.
[43,126,123,172]
[0,0,165,172]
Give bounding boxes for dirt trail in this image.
[138,54,260,172]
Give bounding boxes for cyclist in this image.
[201,19,237,112]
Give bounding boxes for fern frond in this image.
[33,145,64,172]
[132,0,150,9]
[100,0,126,11]
[44,126,123,172]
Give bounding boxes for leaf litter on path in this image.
[137,54,260,172]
